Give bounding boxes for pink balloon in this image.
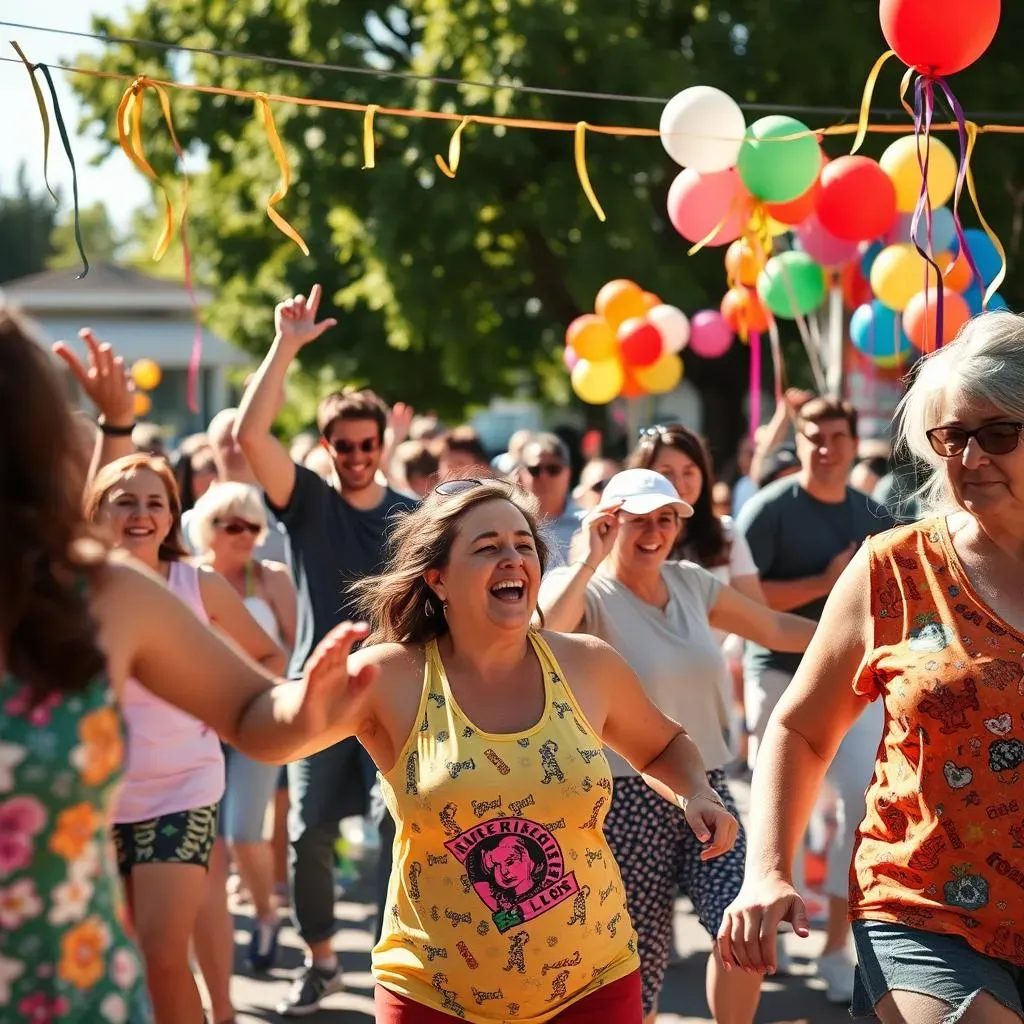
[884,212,914,246]
[667,167,751,247]
[689,309,735,358]
[795,213,861,269]
[563,346,579,371]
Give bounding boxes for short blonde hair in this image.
[189,481,268,552]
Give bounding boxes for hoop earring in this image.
[442,601,449,620]
[425,596,436,617]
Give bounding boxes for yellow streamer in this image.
[687,192,749,257]
[254,93,310,256]
[115,78,175,259]
[435,116,473,179]
[850,49,895,154]
[362,104,378,169]
[898,66,916,119]
[963,121,1007,304]
[573,122,605,222]
[11,43,58,203]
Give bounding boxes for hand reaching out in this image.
[53,329,135,427]
[387,402,415,450]
[275,283,338,351]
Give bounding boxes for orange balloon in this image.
[595,279,648,329]
[902,288,971,353]
[566,314,616,361]
[640,291,662,313]
[937,251,973,293]
[841,260,873,311]
[133,391,152,418]
[721,286,771,335]
[619,366,647,399]
[724,239,765,288]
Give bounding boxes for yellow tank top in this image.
[373,632,639,1021]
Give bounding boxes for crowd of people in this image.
[2,282,1022,1024]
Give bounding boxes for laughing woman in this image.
[538,469,815,1024]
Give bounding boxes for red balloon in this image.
[880,0,1001,77]
[764,151,827,226]
[617,318,664,367]
[619,368,647,399]
[841,260,873,311]
[816,156,897,243]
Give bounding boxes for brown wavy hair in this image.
[352,480,549,645]
[85,454,189,562]
[0,307,109,699]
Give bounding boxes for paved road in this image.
[208,780,853,1023]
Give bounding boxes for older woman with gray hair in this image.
[192,481,297,972]
[719,311,1024,1024]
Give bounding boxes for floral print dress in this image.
[0,673,151,1023]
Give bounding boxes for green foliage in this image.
[48,202,124,268]
[0,164,57,283]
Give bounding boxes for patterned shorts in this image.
[112,803,219,877]
[604,771,746,1015]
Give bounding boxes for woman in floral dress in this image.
[0,308,377,1023]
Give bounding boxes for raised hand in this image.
[578,502,623,569]
[53,329,135,427]
[274,283,338,351]
[387,402,415,449]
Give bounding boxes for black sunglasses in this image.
[926,422,1024,459]
[215,519,261,535]
[589,478,611,494]
[435,477,516,497]
[525,463,565,478]
[329,437,379,455]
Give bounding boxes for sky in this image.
[1,1,150,226]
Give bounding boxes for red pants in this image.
[374,970,642,1022]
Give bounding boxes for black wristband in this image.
[98,419,136,437]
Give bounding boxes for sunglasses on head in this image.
[215,519,261,535]
[329,437,379,455]
[926,421,1024,459]
[525,463,565,478]
[435,477,516,498]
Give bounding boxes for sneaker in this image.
[276,964,345,1017]
[248,917,281,972]
[816,949,855,1004]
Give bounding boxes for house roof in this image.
[0,262,214,312]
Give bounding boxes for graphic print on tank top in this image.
[373,633,638,1022]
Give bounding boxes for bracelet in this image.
[678,788,727,813]
[98,418,136,437]
[572,560,598,575]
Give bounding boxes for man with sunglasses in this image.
[236,285,417,1016]
[517,432,581,564]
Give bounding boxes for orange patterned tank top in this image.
[852,518,1024,964]
[373,632,639,1021]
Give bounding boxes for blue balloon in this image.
[860,242,883,278]
[850,301,913,361]
[963,284,1009,316]
[952,228,1003,288]
[911,206,957,254]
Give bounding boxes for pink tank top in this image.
[113,561,226,823]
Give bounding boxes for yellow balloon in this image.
[571,358,625,405]
[633,353,684,394]
[880,135,958,214]
[131,358,162,391]
[870,243,926,312]
[133,391,152,418]
[766,215,790,238]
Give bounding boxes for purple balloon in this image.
[689,309,734,359]
[883,212,914,246]
[796,213,861,269]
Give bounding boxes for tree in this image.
[0,164,58,283]
[49,202,124,268]
[70,1,1024,449]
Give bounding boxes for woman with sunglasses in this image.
[720,312,1024,1024]
[191,481,297,976]
[85,456,287,1024]
[539,469,816,1024]
[572,457,621,512]
[309,476,739,1022]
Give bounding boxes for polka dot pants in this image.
[604,771,746,1015]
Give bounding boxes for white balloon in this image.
[648,304,691,354]
[659,86,746,173]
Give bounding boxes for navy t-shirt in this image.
[268,465,418,678]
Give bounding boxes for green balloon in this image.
[757,251,827,319]
[737,115,821,203]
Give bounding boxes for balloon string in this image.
[687,192,749,257]
[749,331,762,439]
[766,318,786,403]
[254,93,310,255]
[850,49,896,154]
[775,253,826,393]
[961,119,1008,305]
[573,122,606,222]
[435,116,473,178]
[361,104,378,169]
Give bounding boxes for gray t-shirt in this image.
[268,465,417,679]
[540,561,731,773]
[736,476,894,676]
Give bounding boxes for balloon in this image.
[757,251,827,319]
[725,238,766,287]
[633,353,685,394]
[842,260,873,311]
[957,228,1003,288]
[902,288,972,352]
[880,0,1001,77]
[571,358,625,405]
[795,213,861,268]
[963,284,1009,316]
[565,314,616,361]
[737,116,821,203]
[911,205,958,252]
[860,241,884,278]
[937,251,973,293]
[619,367,647,400]
[764,153,827,225]
[880,135,959,213]
[689,310,735,359]
[659,86,746,173]
[666,167,751,247]
[765,216,791,238]
[595,280,649,330]
[131,358,162,391]
[133,391,152,418]
[617,318,664,368]
[721,286,772,335]
[883,212,914,246]
[850,300,913,361]
[563,346,579,372]
[647,304,690,354]
[816,156,898,243]
[640,291,662,313]
[870,243,925,312]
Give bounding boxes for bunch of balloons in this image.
[131,358,162,418]
[564,280,690,405]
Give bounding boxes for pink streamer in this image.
[749,331,762,439]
